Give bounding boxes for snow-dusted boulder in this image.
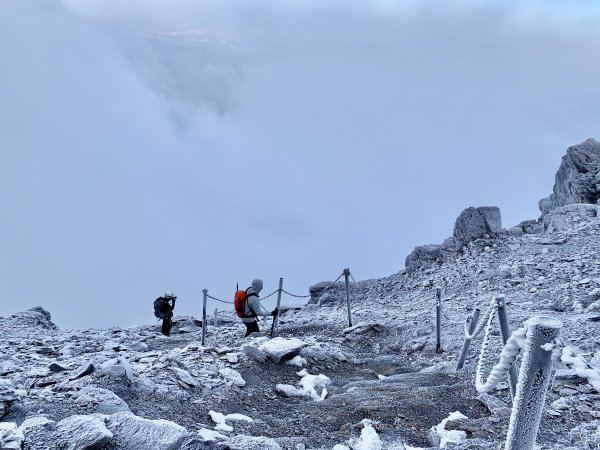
[55,415,113,449]
[543,203,598,232]
[74,387,130,415]
[16,416,55,450]
[539,138,600,217]
[172,367,199,387]
[3,306,57,332]
[226,434,282,450]
[219,368,246,387]
[0,422,23,450]
[129,342,148,352]
[104,412,187,450]
[258,337,307,363]
[453,206,502,244]
[308,281,344,305]
[405,244,444,272]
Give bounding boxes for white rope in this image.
[475,321,528,393]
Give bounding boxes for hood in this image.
[251,279,263,294]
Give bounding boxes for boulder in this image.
[0,422,23,450]
[453,206,502,244]
[74,387,130,415]
[55,415,113,450]
[308,282,344,305]
[539,138,600,217]
[1,307,57,334]
[218,368,246,387]
[226,435,282,450]
[258,338,308,363]
[543,203,598,232]
[17,417,56,450]
[405,244,443,272]
[104,412,187,450]
[514,219,544,234]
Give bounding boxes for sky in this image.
[1,0,599,330]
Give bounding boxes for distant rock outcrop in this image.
[1,306,58,332]
[405,206,501,272]
[539,138,600,217]
[453,206,502,244]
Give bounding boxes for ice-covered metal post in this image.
[202,289,208,346]
[435,288,442,353]
[272,277,283,337]
[214,308,218,328]
[504,316,562,450]
[456,308,481,370]
[344,268,352,327]
[496,295,518,399]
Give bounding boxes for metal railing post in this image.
[435,288,442,353]
[504,316,562,450]
[456,308,481,370]
[344,269,352,327]
[272,278,283,337]
[202,289,208,346]
[496,295,518,399]
[214,308,218,328]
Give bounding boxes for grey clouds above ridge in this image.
[1,0,599,329]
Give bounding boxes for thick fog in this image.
[1,0,599,329]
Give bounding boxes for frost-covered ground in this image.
[2,143,600,449]
[1,202,600,449]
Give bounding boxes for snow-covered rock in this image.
[218,368,246,387]
[104,412,187,450]
[258,337,307,363]
[0,422,23,450]
[226,434,282,450]
[55,415,113,449]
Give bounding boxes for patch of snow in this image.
[287,355,307,367]
[432,411,468,449]
[198,428,227,441]
[296,369,331,401]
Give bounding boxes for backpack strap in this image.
[245,289,258,318]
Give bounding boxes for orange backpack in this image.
[234,287,257,318]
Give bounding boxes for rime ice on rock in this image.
[55,415,113,449]
[257,337,307,363]
[104,412,187,450]
[218,367,246,387]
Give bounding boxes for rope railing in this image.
[281,289,311,299]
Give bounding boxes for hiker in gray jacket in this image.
[242,279,278,337]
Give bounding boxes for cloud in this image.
[1,0,599,329]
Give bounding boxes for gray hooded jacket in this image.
[242,279,271,323]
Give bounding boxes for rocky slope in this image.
[1,140,600,450]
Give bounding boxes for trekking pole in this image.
[435,288,443,353]
[456,308,481,370]
[271,278,283,337]
[202,289,208,346]
[496,295,518,399]
[344,268,352,327]
[214,308,218,328]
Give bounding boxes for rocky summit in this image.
[2,140,600,450]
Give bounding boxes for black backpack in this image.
[153,298,172,319]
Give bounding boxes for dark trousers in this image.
[162,316,173,335]
[244,320,260,337]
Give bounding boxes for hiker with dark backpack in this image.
[234,279,278,337]
[154,292,176,336]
